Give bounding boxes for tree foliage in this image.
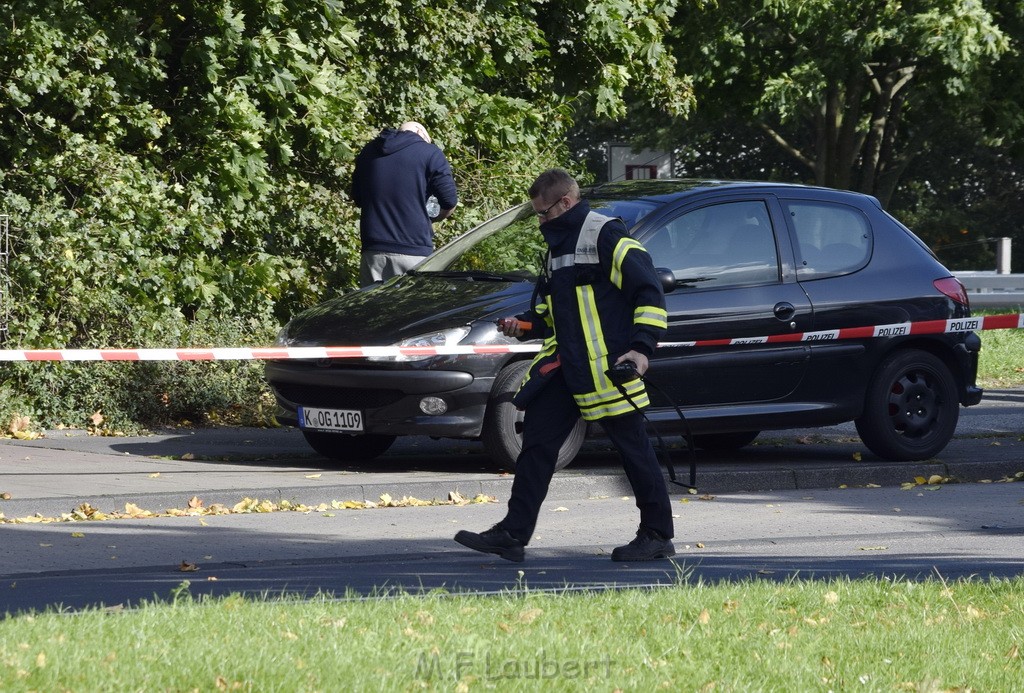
[590,0,1021,271]
[0,0,685,427]
[0,0,686,347]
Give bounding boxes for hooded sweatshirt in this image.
[351,128,458,256]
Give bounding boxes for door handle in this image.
[773,302,796,321]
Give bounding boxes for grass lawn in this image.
[978,317,1024,388]
[1,577,1022,691]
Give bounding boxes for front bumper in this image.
[264,361,496,438]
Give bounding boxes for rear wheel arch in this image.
[858,337,970,412]
[888,338,971,401]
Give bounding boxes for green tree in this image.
[659,0,1009,204]
[0,0,687,428]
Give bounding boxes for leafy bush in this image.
[0,0,685,430]
[0,311,278,433]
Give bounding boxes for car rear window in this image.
[785,200,872,278]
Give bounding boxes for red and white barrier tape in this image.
[0,313,1020,362]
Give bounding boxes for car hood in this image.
[280,274,534,346]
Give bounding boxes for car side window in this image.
[785,200,872,279]
[643,200,779,288]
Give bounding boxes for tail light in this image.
[933,277,970,307]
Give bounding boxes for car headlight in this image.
[367,327,472,363]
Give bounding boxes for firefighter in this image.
[454,168,675,562]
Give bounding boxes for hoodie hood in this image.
[374,128,427,156]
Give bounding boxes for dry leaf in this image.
[179,561,199,572]
[89,411,104,426]
[305,473,322,479]
[8,415,30,433]
[180,452,195,460]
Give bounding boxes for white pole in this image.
[996,237,1011,274]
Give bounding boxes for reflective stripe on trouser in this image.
[499,369,674,544]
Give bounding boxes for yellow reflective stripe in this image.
[577,392,651,420]
[576,285,611,389]
[634,305,668,328]
[611,238,646,289]
[574,379,646,407]
[575,376,649,420]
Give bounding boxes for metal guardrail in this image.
[955,271,1024,309]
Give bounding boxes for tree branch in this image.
[757,121,814,172]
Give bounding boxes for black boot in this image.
[611,526,675,562]
[454,526,526,562]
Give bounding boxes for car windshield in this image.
[414,198,662,277]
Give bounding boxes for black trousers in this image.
[498,369,674,544]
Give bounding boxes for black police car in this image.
[266,180,982,469]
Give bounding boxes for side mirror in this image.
[655,268,676,294]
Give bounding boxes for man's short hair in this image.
[399,121,431,143]
[529,168,579,201]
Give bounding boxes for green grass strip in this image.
[1,576,1022,691]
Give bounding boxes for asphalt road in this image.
[0,389,1021,614]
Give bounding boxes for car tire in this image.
[692,431,760,451]
[301,430,397,463]
[482,359,587,472]
[854,350,959,461]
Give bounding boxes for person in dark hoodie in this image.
[351,121,458,286]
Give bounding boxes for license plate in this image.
[298,406,364,433]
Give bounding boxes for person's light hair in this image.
[399,121,431,143]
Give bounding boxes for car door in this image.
[636,195,814,408]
